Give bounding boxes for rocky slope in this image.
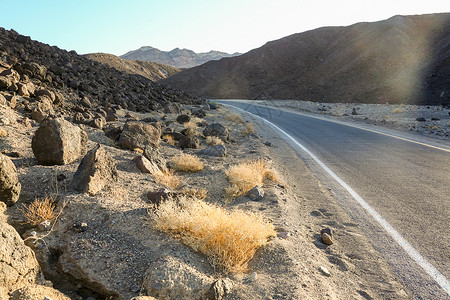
[0,27,197,116]
[85,53,181,81]
[160,13,450,106]
[121,46,241,68]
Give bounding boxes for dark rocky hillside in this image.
[0,27,197,115]
[160,13,450,105]
[121,46,241,68]
[85,52,181,82]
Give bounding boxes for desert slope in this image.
[160,13,450,105]
[85,52,181,81]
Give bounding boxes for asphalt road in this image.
[220,100,450,299]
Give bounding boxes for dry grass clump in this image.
[162,134,175,146]
[0,129,7,137]
[226,159,277,198]
[170,153,204,173]
[19,196,56,226]
[241,123,255,136]
[182,187,208,200]
[152,196,276,272]
[154,169,180,189]
[225,113,245,124]
[205,136,224,146]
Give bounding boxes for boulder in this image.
[143,256,212,299]
[179,136,199,149]
[198,145,227,157]
[133,155,161,175]
[0,153,21,206]
[176,114,190,124]
[163,102,182,114]
[203,123,229,141]
[143,146,167,172]
[118,121,161,150]
[246,185,264,201]
[72,144,118,195]
[0,221,41,293]
[31,118,88,165]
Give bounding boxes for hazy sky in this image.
[1,0,449,56]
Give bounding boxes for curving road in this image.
[220,100,450,299]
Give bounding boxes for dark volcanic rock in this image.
[0,153,21,206]
[118,121,161,150]
[31,118,88,165]
[203,123,229,141]
[72,144,118,195]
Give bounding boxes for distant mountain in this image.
[120,46,241,68]
[84,53,180,81]
[160,13,450,105]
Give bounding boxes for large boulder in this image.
[0,153,21,206]
[0,221,40,293]
[72,144,118,195]
[118,121,161,150]
[31,118,88,165]
[203,123,229,141]
[198,145,227,157]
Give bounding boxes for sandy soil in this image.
[1,101,411,299]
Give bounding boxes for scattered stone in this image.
[321,228,334,245]
[73,221,88,232]
[179,135,200,149]
[37,220,51,232]
[431,117,441,121]
[206,278,234,300]
[72,144,118,195]
[0,153,21,206]
[118,121,161,150]
[310,210,323,217]
[104,124,123,142]
[244,272,257,283]
[147,188,171,206]
[209,102,218,110]
[319,266,331,277]
[31,117,88,165]
[163,102,182,114]
[88,117,106,130]
[106,110,119,122]
[416,117,426,122]
[198,145,227,157]
[30,109,46,123]
[133,155,161,175]
[203,123,229,141]
[176,114,191,124]
[352,107,358,115]
[192,108,206,118]
[264,141,273,147]
[143,146,168,172]
[277,231,289,239]
[246,185,264,201]
[10,285,70,300]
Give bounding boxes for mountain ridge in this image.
[120,46,241,68]
[160,13,450,105]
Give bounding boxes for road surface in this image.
[220,100,450,299]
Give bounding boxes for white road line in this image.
[226,103,450,296]
[251,102,450,153]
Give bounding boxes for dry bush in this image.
[392,107,404,114]
[170,153,204,173]
[0,129,7,137]
[19,196,56,226]
[225,113,244,124]
[154,169,180,189]
[152,196,276,272]
[182,187,208,200]
[226,159,277,198]
[241,123,255,136]
[205,136,224,146]
[162,134,175,146]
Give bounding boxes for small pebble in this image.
[244,272,257,283]
[319,266,331,277]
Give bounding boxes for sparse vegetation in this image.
[170,153,204,172]
[162,134,175,146]
[225,113,245,124]
[205,136,224,146]
[392,108,404,114]
[153,169,180,189]
[226,159,277,198]
[241,122,255,136]
[19,196,56,226]
[152,196,276,272]
[181,187,208,200]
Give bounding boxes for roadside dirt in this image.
[1,102,411,299]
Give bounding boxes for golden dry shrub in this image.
[153,169,180,189]
[152,196,276,272]
[170,153,204,173]
[162,134,175,146]
[205,136,224,146]
[225,113,244,124]
[241,123,255,136]
[19,196,56,226]
[182,187,208,200]
[226,159,277,198]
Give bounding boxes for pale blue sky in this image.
[1,0,449,56]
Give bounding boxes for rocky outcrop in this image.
[118,121,161,150]
[0,153,21,206]
[72,144,118,195]
[31,118,88,165]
